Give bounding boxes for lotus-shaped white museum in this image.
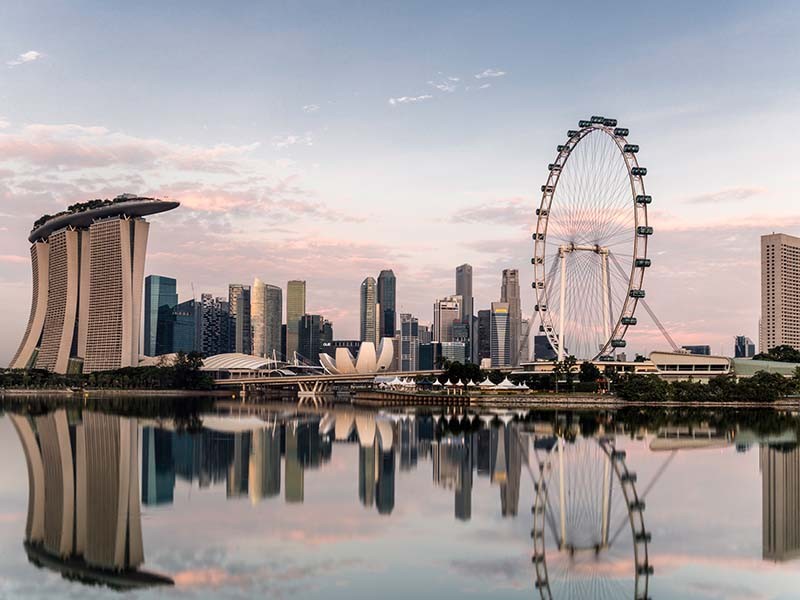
[320,340,394,374]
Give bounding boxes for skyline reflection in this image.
[4,403,800,598]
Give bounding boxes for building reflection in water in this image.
[761,443,800,561]
[137,410,529,524]
[10,410,172,590]
[10,403,556,591]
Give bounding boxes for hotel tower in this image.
[11,196,179,374]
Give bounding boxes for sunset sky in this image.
[1,0,799,363]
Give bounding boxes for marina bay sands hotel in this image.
[10,196,178,374]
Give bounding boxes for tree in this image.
[579,361,601,383]
[753,345,800,363]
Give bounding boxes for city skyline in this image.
[2,2,800,364]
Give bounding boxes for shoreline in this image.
[2,388,799,410]
[0,388,233,399]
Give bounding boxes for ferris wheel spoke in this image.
[535,120,648,358]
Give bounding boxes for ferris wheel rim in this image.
[531,436,651,600]
[533,119,650,360]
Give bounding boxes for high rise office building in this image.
[501,269,522,366]
[200,294,230,356]
[418,324,432,345]
[227,284,252,355]
[761,233,800,353]
[534,334,557,361]
[143,275,178,356]
[400,313,419,371]
[286,281,306,360]
[377,270,396,338]
[299,314,332,364]
[456,264,474,360]
[252,280,283,359]
[735,335,756,358]
[477,309,491,361]
[11,196,179,374]
[490,302,510,367]
[433,295,462,343]
[520,319,531,363]
[360,277,379,344]
[173,299,200,353]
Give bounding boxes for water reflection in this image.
[761,443,800,562]
[7,402,800,598]
[9,410,172,590]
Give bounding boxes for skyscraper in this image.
[760,233,800,353]
[490,302,510,367]
[456,264,474,360]
[11,196,179,374]
[735,335,756,358]
[361,277,378,344]
[520,319,531,363]
[501,269,522,366]
[286,281,306,361]
[400,313,419,371]
[252,280,282,359]
[377,270,396,338]
[200,294,230,356]
[299,314,330,364]
[433,295,462,343]
[533,334,557,361]
[477,309,491,361]
[227,284,252,355]
[143,275,178,356]
[173,299,200,353]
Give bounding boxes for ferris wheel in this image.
[531,436,651,600]
[533,116,651,360]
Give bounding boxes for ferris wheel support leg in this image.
[558,249,567,362]
[558,437,566,549]
[601,449,612,547]
[601,249,610,348]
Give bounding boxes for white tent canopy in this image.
[497,377,516,389]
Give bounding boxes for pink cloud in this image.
[0,254,27,264]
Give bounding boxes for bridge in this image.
[213,369,446,395]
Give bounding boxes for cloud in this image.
[388,95,433,106]
[453,196,531,226]
[474,68,506,79]
[428,75,460,93]
[7,50,42,67]
[0,122,260,172]
[479,83,491,89]
[682,186,765,205]
[0,255,28,264]
[302,104,320,113]
[271,132,313,149]
[0,118,9,129]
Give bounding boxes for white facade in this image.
[320,340,394,374]
[11,198,178,374]
[761,233,800,353]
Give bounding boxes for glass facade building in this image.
[144,275,178,357]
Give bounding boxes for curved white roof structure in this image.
[320,339,394,375]
[202,353,277,371]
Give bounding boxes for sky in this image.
[1,0,799,364]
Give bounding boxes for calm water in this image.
[1,400,800,599]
